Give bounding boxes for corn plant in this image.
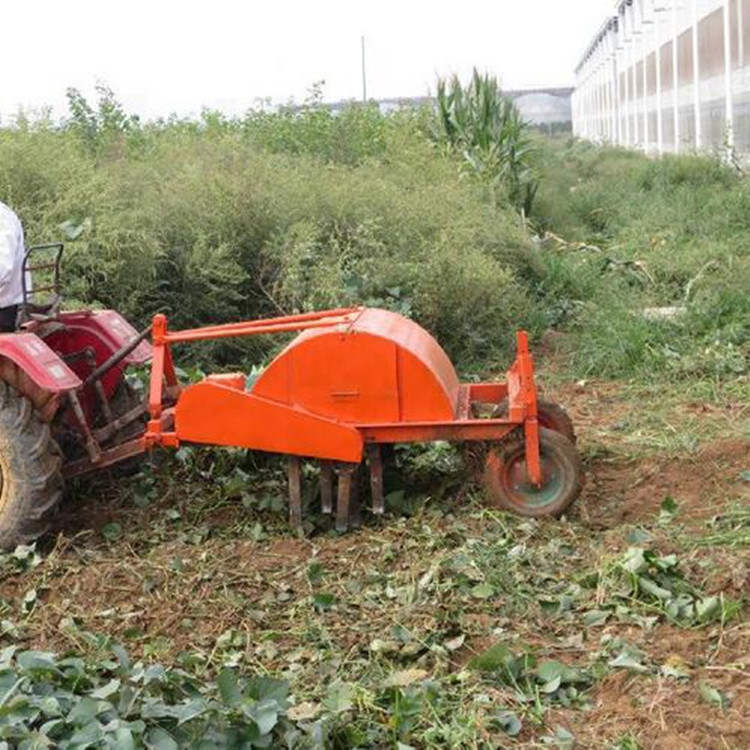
[433,69,539,216]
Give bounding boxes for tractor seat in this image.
[18,243,65,329]
[16,296,63,328]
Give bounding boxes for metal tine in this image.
[336,464,354,532]
[288,456,303,531]
[349,469,362,529]
[320,461,334,514]
[366,444,384,515]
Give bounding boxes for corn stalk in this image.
[433,70,539,216]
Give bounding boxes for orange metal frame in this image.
[143,307,543,485]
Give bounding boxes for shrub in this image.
[0,89,540,370]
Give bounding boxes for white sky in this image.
[1,0,610,121]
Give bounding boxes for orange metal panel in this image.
[360,421,516,444]
[174,382,363,462]
[205,373,246,390]
[257,332,400,423]
[252,308,459,424]
[353,309,460,408]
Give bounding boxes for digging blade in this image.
[288,455,303,531]
[320,460,334,514]
[366,444,384,515]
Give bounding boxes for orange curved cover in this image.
[252,309,460,424]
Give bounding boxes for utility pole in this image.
[361,36,368,103]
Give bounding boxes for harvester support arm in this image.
[147,314,179,447]
[516,331,542,486]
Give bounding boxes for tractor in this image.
[0,243,152,549]
[0,243,583,551]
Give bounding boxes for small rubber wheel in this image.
[483,427,583,518]
[0,382,64,550]
[493,400,577,444]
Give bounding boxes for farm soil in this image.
[0,378,748,748]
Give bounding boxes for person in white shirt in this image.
[0,201,27,332]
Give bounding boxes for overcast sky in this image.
[1,0,610,121]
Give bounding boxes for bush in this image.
[0,90,541,370]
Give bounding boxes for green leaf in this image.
[217,669,242,707]
[312,593,336,612]
[659,496,679,525]
[699,681,729,712]
[307,562,325,585]
[494,710,522,736]
[101,523,123,542]
[246,676,289,704]
[626,528,652,544]
[59,217,92,241]
[68,721,105,746]
[548,726,575,749]
[637,576,673,602]
[468,643,531,683]
[247,699,279,736]
[470,583,495,600]
[536,660,585,693]
[110,727,136,750]
[173,699,209,725]
[90,678,120,699]
[609,651,649,673]
[67,696,100,726]
[145,727,179,750]
[695,596,721,623]
[582,609,610,627]
[322,681,354,714]
[17,651,58,674]
[21,589,37,613]
[621,547,648,574]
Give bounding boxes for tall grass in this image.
[530,138,750,379]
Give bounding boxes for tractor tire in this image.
[106,381,147,475]
[461,400,577,479]
[0,383,64,550]
[483,427,583,518]
[493,399,577,444]
[107,381,147,444]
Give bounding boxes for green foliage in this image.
[0,87,541,368]
[0,642,300,748]
[66,84,142,156]
[528,138,750,379]
[606,547,740,628]
[433,69,540,215]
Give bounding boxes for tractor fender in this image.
[40,310,152,400]
[54,310,152,365]
[0,334,82,421]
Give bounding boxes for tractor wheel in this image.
[493,400,577,444]
[483,427,583,518]
[0,383,64,550]
[107,381,146,443]
[106,381,147,475]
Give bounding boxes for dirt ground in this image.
[0,375,748,748]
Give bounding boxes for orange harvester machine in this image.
[142,307,545,530]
